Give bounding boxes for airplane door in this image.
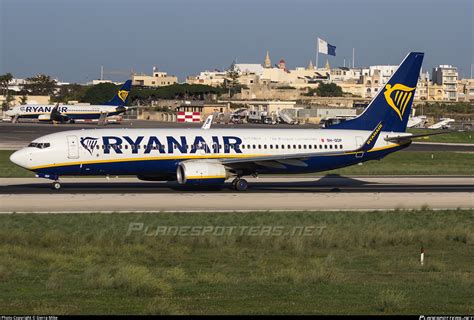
[355,136,364,158]
[67,135,79,159]
[355,136,364,148]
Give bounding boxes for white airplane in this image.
[5,80,132,123]
[428,118,455,130]
[406,107,427,128]
[10,53,444,191]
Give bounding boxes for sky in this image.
[1,0,473,83]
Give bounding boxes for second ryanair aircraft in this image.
[10,53,436,191]
[6,80,132,123]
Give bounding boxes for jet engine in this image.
[176,161,228,185]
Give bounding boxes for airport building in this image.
[132,67,178,87]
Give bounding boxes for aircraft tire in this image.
[231,178,239,188]
[52,181,61,190]
[235,179,248,191]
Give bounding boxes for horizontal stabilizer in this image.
[385,131,451,143]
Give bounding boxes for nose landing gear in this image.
[52,181,61,190]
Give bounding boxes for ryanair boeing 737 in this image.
[10,53,440,191]
[5,80,132,123]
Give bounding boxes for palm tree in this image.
[25,74,57,95]
[0,73,14,111]
[0,73,13,96]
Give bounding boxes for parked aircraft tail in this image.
[106,80,132,106]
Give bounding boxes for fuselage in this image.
[10,128,411,179]
[6,104,124,120]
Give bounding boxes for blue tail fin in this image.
[106,80,132,106]
[329,52,424,132]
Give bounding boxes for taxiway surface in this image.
[1,176,472,212]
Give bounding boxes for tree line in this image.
[0,73,228,110]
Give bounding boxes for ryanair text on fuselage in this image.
[84,135,244,155]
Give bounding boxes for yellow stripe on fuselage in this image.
[29,143,405,170]
[29,153,266,170]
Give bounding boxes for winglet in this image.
[358,121,383,152]
[202,115,213,130]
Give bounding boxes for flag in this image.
[318,37,336,56]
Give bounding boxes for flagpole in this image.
[316,38,319,69]
[352,48,355,68]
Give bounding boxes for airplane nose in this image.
[9,149,30,169]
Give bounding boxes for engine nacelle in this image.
[38,114,52,121]
[177,161,228,185]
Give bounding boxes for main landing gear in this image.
[231,177,248,191]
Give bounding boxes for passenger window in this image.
[324,145,328,149]
[125,145,128,150]
[253,145,256,149]
[258,145,261,149]
[275,145,278,149]
[270,145,273,149]
[303,145,307,149]
[340,144,343,149]
[308,145,312,149]
[298,145,301,149]
[242,145,245,149]
[264,145,267,149]
[293,145,296,149]
[329,145,333,149]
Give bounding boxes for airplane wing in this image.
[49,103,68,122]
[220,122,384,168]
[201,115,213,130]
[384,131,451,143]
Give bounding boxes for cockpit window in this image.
[28,142,50,149]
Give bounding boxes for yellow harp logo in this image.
[383,83,416,120]
[118,90,129,102]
